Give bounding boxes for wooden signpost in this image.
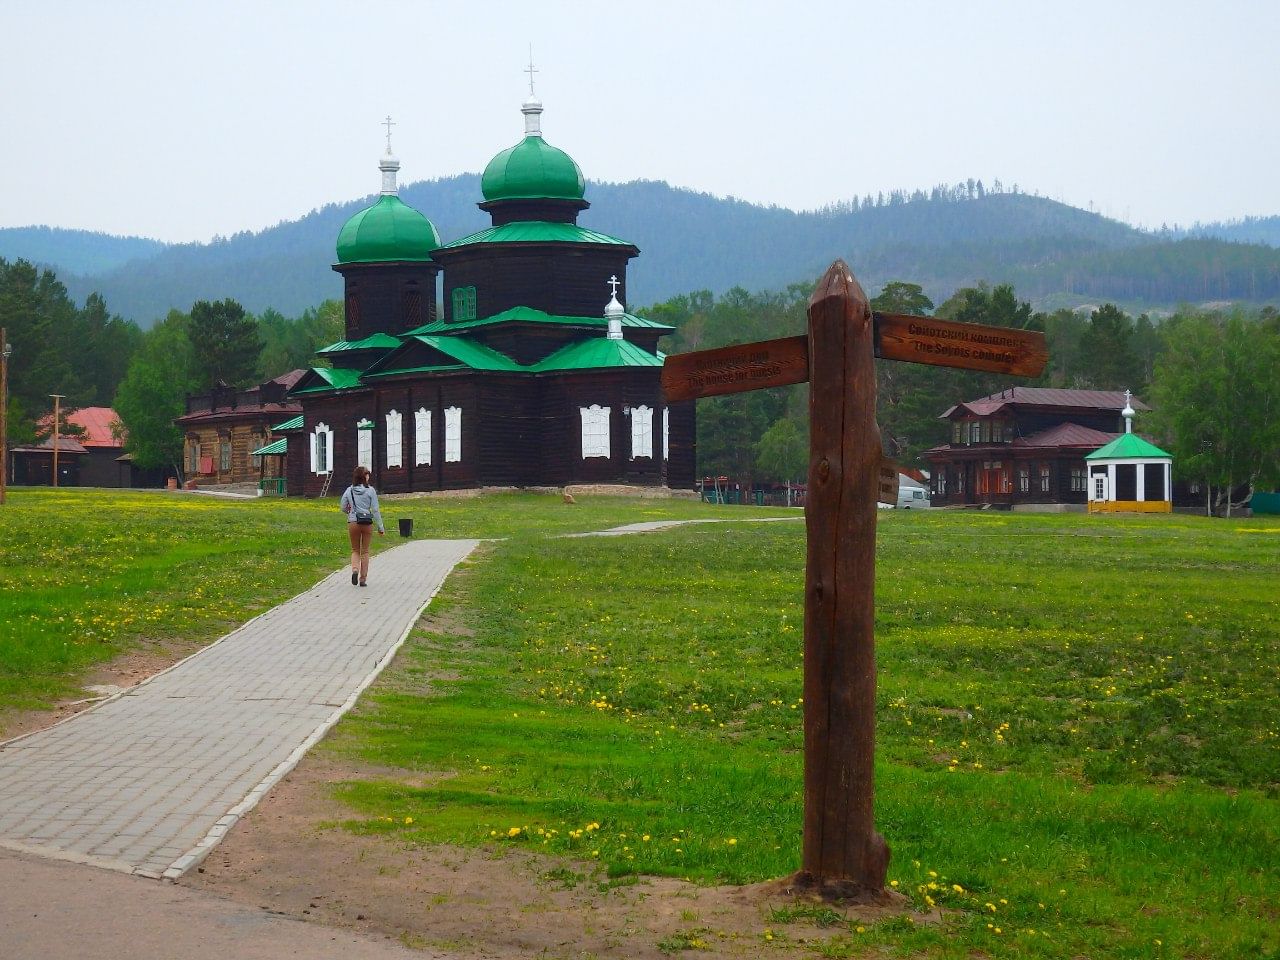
[662,261,1047,901]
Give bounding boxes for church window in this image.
[345,294,361,334]
[663,407,670,460]
[415,408,431,465]
[402,289,423,328]
[311,422,332,474]
[356,419,373,471]
[444,407,462,462]
[631,405,653,459]
[580,405,611,459]
[385,410,403,468]
[451,286,477,322]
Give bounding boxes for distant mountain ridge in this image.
[3,179,1278,326]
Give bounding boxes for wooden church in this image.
[282,92,696,497]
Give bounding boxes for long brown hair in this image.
[352,465,370,487]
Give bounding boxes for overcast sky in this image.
[2,0,1276,243]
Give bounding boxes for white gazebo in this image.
[1085,391,1173,513]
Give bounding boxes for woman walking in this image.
[340,466,384,586]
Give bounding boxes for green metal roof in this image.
[271,415,304,432]
[481,135,585,202]
[336,194,441,264]
[291,366,365,395]
[531,337,664,372]
[438,221,633,250]
[251,438,288,456]
[316,332,402,354]
[365,336,523,378]
[1085,433,1173,460]
[404,305,673,336]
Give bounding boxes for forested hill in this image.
[0,226,167,276]
[6,178,1280,325]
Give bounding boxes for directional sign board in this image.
[661,313,1047,403]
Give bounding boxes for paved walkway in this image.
[566,515,803,537]
[0,538,477,880]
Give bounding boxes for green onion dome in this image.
[336,194,441,264]
[481,98,585,202]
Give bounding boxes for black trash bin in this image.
[398,518,414,537]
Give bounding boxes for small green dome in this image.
[481,136,585,202]
[336,195,441,264]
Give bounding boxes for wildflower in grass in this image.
[507,826,521,837]
[404,817,413,825]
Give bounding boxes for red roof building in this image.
[924,388,1147,510]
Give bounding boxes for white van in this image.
[897,484,930,509]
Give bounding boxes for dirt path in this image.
[185,757,908,959]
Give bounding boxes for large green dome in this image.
[336,195,441,264]
[481,135,586,202]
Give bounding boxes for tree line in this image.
[648,280,1280,506]
[0,257,340,466]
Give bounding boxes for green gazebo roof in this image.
[336,195,441,264]
[1085,433,1173,461]
[481,136,585,202]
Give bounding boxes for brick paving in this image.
[0,538,477,880]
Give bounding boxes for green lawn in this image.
[325,510,1280,959]
[0,487,784,720]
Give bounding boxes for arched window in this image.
[580,405,611,459]
[631,405,653,459]
[311,422,333,475]
[662,407,670,460]
[451,286,477,322]
[444,407,462,462]
[415,408,431,465]
[356,419,373,471]
[385,410,403,468]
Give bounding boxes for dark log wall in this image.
[667,400,697,489]
[478,197,588,226]
[437,245,636,321]
[334,262,441,340]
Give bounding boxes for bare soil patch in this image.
[187,755,923,959]
[0,635,206,741]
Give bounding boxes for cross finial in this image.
[524,46,539,97]
[1124,388,1131,407]
[382,115,396,155]
[607,275,620,297]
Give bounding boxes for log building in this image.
[284,92,695,497]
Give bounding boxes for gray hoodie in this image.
[340,484,384,534]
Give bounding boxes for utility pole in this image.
[50,393,65,488]
[1,328,9,504]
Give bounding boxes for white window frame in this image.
[444,406,462,463]
[311,422,333,475]
[631,405,653,460]
[385,409,403,468]
[663,407,670,461]
[356,419,373,471]
[415,408,431,466]
[580,405,611,459]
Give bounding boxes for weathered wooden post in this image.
[661,259,1047,901]
[797,264,887,898]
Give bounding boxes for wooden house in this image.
[11,406,163,487]
[175,371,303,486]
[284,94,695,497]
[924,387,1149,509]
